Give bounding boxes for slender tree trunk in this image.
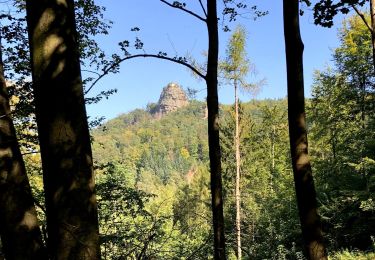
[0,32,47,260]
[370,0,375,73]
[283,1,327,259]
[206,1,226,259]
[270,125,275,189]
[25,0,101,259]
[234,80,241,260]
[271,125,275,171]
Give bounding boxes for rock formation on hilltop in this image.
[155,83,189,116]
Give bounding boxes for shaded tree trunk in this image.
[370,0,375,73]
[0,31,47,260]
[282,1,327,259]
[25,0,101,259]
[206,1,226,259]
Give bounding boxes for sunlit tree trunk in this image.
[0,31,47,260]
[206,1,226,259]
[234,80,241,260]
[271,125,275,171]
[282,0,327,259]
[25,0,101,258]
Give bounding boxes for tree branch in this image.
[198,0,207,17]
[33,198,46,215]
[21,151,40,156]
[81,69,101,76]
[85,54,206,95]
[160,0,206,22]
[351,4,374,34]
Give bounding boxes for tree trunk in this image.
[234,80,241,260]
[282,1,327,259]
[25,0,101,259]
[206,1,226,259]
[370,0,375,74]
[0,31,47,260]
[271,125,275,171]
[270,125,275,189]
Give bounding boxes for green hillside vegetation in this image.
[89,93,373,259]
[89,87,374,259]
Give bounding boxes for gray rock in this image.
[156,83,189,116]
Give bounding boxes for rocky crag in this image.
[154,83,189,117]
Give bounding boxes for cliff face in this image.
[156,83,189,116]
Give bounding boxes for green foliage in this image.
[91,98,305,259]
[92,101,213,258]
[0,0,114,153]
[309,13,375,253]
[330,250,375,260]
[220,100,304,259]
[221,25,249,81]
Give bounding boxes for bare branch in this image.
[85,54,206,95]
[198,0,207,17]
[160,0,206,22]
[21,151,40,156]
[81,69,101,76]
[351,4,374,34]
[33,198,46,215]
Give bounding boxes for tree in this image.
[0,0,112,155]
[25,0,101,258]
[84,1,266,258]
[309,14,375,251]
[334,14,374,136]
[283,0,327,259]
[0,28,47,260]
[206,2,226,258]
[88,1,228,257]
[313,0,375,73]
[221,25,255,259]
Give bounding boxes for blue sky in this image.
[86,0,344,120]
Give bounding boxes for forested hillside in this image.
[90,93,374,259]
[91,98,293,259]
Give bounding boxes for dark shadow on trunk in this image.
[206,1,226,259]
[25,0,101,258]
[0,32,47,259]
[282,1,328,259]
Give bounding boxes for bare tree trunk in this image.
[271,125,275,171]
[0,31,47,260]
[25,0,101,259]
[282,1,327,259]
[206,1,226,259]
[234,80,241,260]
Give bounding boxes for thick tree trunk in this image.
[25,0,101,259]
[0,33,47,260]
[370,0,375,73]
[234,81,241,260]
[206,1,226,259]
[282,1,327,259]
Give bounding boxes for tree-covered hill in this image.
[91,98,288,186]
[90,91,374,259]
[91,98,297,259]
[92,100,209,182]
